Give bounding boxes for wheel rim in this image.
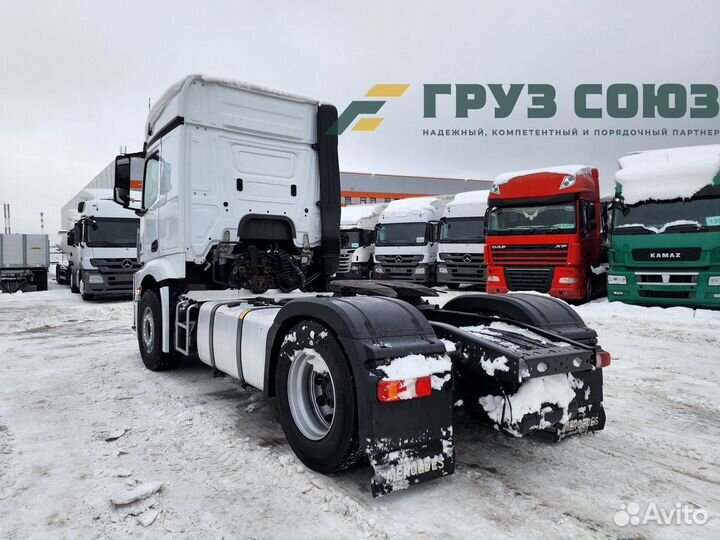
[287,349,335,441]
[142,307,155,353]
[79,278,85,295]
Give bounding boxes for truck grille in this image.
[635,272,698,285]
[504,267,553,292]
[89,258,140,274]
[440,253,485,281]
[375,254,423,267]
[639,290,695,299]
[338,250,354,273]
[490,244,568,265]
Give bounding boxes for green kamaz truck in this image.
[608,144,720,309]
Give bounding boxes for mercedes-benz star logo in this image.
[395,255,403,264]
[121,259,134,269]
[463,254,473,263]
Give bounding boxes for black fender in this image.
[443,293,598,345]
[267,295,454,495]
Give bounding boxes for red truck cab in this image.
[484,166,606,302]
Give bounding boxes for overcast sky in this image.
[1,0,719,236]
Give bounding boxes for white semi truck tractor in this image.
[373,197,449,284]
[111,75,611,496]
[62,189,141,301]
[337,203,386,279]
[436,190,489,288]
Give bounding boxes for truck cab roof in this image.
[490,165,599,202]
[379,197,448,224]
[442,190,489,219]
[615,144,720,205]
[340,203,387,230]
[146,74,321,145]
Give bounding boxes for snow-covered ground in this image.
[1,282,719,539]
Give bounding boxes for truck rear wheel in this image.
[276,321,361,473]
[138,289,180,371]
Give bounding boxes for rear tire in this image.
[276,321,361,473]
[137,289,180,371]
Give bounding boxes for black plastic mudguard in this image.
[268,296,455,496]
[442,293,598,344]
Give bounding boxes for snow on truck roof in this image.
[616,144,720,205]
[448,189,490,207]
[147,74,321,137]
[494,165,591,185]
[340,204,386,227]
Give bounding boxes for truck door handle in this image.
[151,240,158,252]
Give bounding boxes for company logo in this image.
[329,84,410,135]
[121,259,134,269]
[613,502,708,527]
[463,254,473,263]
[649,252,682,259]
[395,255,404,264]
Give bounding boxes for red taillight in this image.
[595,350,611,368]
[377,376,433,402]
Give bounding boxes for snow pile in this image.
[616,144,720,205]
[494,165,591,185]
[377,353,452,380]
[479,373,580,434]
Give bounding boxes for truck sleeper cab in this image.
[608,144,720,308]
[373,197,447,284]
[485,166,607,302]
[436,190,489,287]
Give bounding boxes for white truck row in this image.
[340,190,490,287]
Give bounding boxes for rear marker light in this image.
[595,350,611,368]
[377,376,433,402]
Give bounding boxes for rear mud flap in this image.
[478,368,605,439]
[369,436,454,497]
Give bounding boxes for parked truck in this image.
[337,203,386,279]
[111,75,610,496]
[608,144,720,308]
[373,196,449,284]
[485,166,607,302]
[436,190,489,288]
[0,234,49,293]
[62,189,140,300]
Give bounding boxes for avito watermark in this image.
[614,501,709,527]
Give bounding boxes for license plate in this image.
[556,415,600,441]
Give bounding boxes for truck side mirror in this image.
[114,155,132,207]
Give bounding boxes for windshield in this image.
[376,222,428,246]
[613,196,720,235]
[86,218,139,247]
[487,203,577,235]
[440,217,485,243]
[340,229,371,249]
